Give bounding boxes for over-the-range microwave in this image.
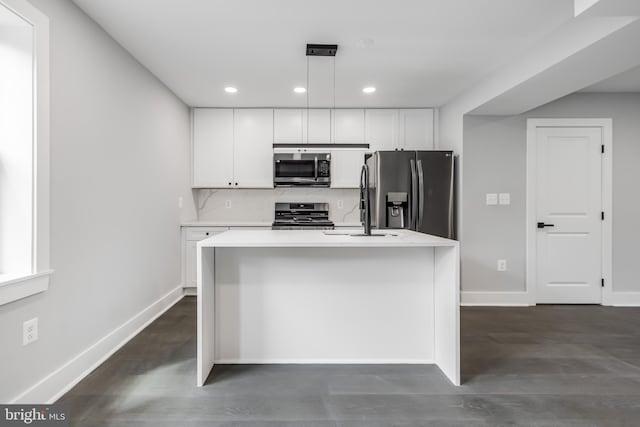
[273,152,331,187]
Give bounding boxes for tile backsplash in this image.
[196,188,361,224]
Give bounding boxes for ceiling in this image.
[71,0,574,108]
[581,65,640,92]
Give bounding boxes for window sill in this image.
[0,270,54,306]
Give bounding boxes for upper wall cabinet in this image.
[273,109,332,144]
[399,109,434,150]
[192,108,273,188]
[273,109,303,143]
[304,109,332,143]
[365,109,399,151]
[233,109,274,188]
[192,109,234,188]
[333,109,365,143]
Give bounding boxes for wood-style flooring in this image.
[58,297,640,426]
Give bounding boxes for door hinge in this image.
[601,211,605,221]
[601,278,605,288]
[601,144,605,154]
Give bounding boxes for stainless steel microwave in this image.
[274,152,331,187]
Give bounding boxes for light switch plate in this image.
[486,193,498,205]
[497,259,507,272]
[499,193,511,205]
[225,200,232,209]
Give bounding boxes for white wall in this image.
[0,0,194,402]
[462,92,640,299]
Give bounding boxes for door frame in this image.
[526,118,613,305]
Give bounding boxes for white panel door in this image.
[333,109,365,143]
[399,109,434,150]
[192,109,234,188]
[303,109,331,143]
[233,109,274,188]
[274,109,303,143]
[535,127,602,303]
[366,109,399,151]
[331,150,366,188]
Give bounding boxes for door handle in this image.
[417,159,424,230]
[410,159,418,231]
[537,222,555,229]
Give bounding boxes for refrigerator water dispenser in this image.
[386,192,408,228]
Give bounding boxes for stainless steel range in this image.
[272,203,335,230]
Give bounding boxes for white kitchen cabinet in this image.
[192,109,234,188]
[192,108,274,189]
[365,109,399,151]
[183,227,228,288]
[333,109,365,143]
[303,109,332,143]
[331,150,366,188]
[399,109,434,150]
[274,109,303,143]
[233,109,274,188]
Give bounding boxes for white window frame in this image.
[0,0,51,306]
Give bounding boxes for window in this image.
[0,3,33,281]
[0,0,50,305]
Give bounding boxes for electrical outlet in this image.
[224,200,232,209]
[178,197,184,209]
[486,193,498,205]
[337,200,344,209]
[23,318,38,346]
[499,193,511,205]
[497,259,507,272]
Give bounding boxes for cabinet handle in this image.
[228,182,231,186]
[235,182,238,186]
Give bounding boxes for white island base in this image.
[197,229,460,386]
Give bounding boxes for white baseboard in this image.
[183,286,197,296]
[461,291,532,306]
[10,285,184,404]
[214,359,435,364]
[606,291,640,307]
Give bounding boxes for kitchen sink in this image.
[323,230,399,237]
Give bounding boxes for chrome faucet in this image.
[360,164,372,236]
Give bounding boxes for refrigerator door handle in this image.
[417,159,424,230]
[410,159,418,231]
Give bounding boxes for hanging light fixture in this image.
[304,43,338,143]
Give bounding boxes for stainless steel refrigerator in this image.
[365,150,455,239]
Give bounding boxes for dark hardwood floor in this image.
[58,297,640,426]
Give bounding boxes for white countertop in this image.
[181,221,363,228]
[198,229,458,248]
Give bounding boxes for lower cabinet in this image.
[182,226,271,290]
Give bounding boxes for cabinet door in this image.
[233,109,274,188]
[184,227,227,287]
[185,240,198,286]
[331,150,366,188]
[192,109,234,188]
[333,109,365,143]
[274,109,303,144]
[399,109,434,150]
[365,109,399,151]
[303,109,331,143]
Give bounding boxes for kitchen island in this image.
[197,229,460,386]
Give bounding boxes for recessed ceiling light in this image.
[224,86,238,93]
[363,86,376,94]
[294,87,306,94]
